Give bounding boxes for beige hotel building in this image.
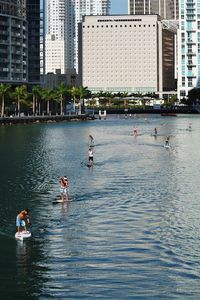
[79,15,176,94]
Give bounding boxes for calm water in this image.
[0,114,200,299]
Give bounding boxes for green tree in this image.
[12,85,28,116]
[0,83,11,117]
[169,94,178,105]
[78,86,91,114]
[56,83,69,115]
[31,85,41,115]
[41,88,55,115]
[71,86,80,112]
[98,97,110,107]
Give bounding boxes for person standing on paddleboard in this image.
[88,147,94,167]
[59,176,69,202]
[165,136,170,147]
[89,135,94,147]
[16,208,31,235]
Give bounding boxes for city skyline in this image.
[45,0,110,74]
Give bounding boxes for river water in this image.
[0,114,200,299]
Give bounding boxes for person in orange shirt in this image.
[16,208,31,234]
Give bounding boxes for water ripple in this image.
[1,117,200,299]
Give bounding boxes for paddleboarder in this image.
[16,208,31,235]
[59,176,69,202]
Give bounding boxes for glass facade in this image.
[178,0,200,99]
[0,0,28,83]
[129,0,179,20]
[27,0,41,84]
[0,0,41,84]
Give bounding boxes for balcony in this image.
[187,40,196,44]
[0,40,8,44]
[187,73,196,78]
[186,51,196,55]
[187,62,196,67]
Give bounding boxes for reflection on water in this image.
[0,115,200,299]
[15,241,33,295]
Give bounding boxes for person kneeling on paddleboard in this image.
[16,208,31,235]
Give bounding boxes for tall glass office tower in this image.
[0,0,41,85]
[27,0,41,85]
[128,0,179,20]
[0,0,28,83]
[178,0,200,100]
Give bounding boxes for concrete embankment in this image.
[95,106,197,115]
[0,114,95,125]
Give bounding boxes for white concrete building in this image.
[178,0,200,100]
[79,15,176,94]
[74,0,110,72]
[45,35,65,74]
[45,0,110,74]
[46,0,65,39]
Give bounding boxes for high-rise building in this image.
[45,0,110,74]
[74,0,110,71]
[46,0,74,73]
[0,0,41,85]
[0,0,28,84]
[27,0,41,85]
[128,0,179,20]
[46,0,65,39]
[178,0,200,100]
[79,15,176,94]
[45,34,65,74]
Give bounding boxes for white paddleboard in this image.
[15,230,31,240]
[52,199,73,204]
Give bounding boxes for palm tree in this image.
[78,86,91,114]
[71,86,79,112]
[41,88,55,115]
[121,92,128,107]
[12,85,27,116]
[0,83,11,117]
[31,85,41,115]
[56,83,68,115]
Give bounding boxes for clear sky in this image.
[110,0,128,14]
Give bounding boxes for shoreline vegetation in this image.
[0,113,94,125]
[0,83,198,124]
[0,106,197,125]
